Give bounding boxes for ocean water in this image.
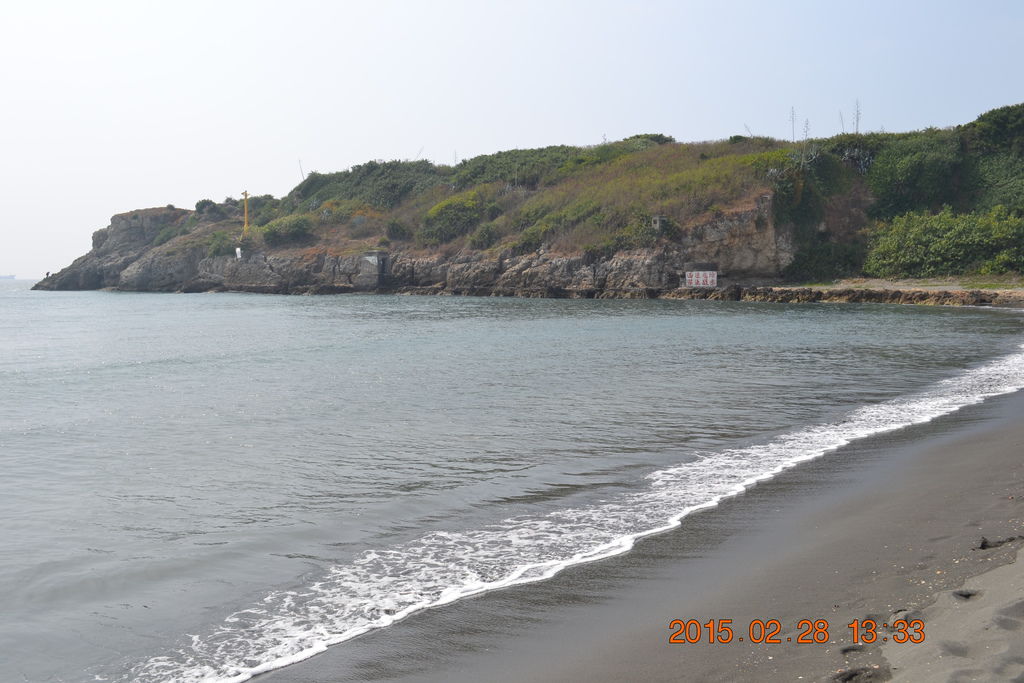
[2,279,1023,682]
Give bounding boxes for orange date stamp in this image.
[668,618,925,645]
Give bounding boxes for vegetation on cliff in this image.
[864,206,1024,277]
[855,104,1024,277]
[68,102,1024,283]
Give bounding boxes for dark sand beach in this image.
[265,389,1024,683]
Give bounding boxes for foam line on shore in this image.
[123,344,1024,683]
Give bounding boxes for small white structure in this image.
[235,247,242,260]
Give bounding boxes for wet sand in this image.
[263,390,1024,683]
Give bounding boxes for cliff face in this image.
[41,207,190,290]
[34,195,796,296]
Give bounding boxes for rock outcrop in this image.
[34,195,796,297]
[32,205,1021,307]
[662,285,1019,307]
[41,207,189,290]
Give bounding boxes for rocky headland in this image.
[33,204,1024,307]
[32,104,1024,306]
[34,198,796,298]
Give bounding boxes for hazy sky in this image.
[2,0,1021,279]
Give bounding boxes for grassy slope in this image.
[154,103,1024,281]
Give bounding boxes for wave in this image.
[125,344,1024,683]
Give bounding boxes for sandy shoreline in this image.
[263,390,1024,683]
[885,545,1024,681]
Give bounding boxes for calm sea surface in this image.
[2,280,1023,682]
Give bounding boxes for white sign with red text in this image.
[685,271,717,288]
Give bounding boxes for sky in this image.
[1,0,1021,279]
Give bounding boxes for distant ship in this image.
[0,275,14,279]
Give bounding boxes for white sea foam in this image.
[127,344,1024,683]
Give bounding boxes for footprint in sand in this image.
[939,640,970,658]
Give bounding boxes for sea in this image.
[2,278,1023,683]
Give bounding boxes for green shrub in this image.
[468,223,500,249]
[553,139,665,179]
[262,215,313,245]
[288,160,446,210]
[619,214,658,248]
[626,133,675,145]
[770,165,827,228]
[245,194,281,226]
[484,202,502,220]
[153,223,187,246]
[386,219,413,241]
[968,152,1024,214]
[313,199,370,225]
[419,192,482,244]
[194,198,226,220]
[820,132,894,174]
[452,146,581,189]
[511,222,556,253]
[963,102,1024,155]
[582,238,624,262]
[866,129,965,218]
[864,205,1024,277]
[205,230,235,258]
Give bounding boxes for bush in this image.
[864,205,1024,277]
[770,165,826,228]
[554,140,654,178]
[419,192,482,244]
[626,133,675,145]
[246,194,281,226]
[386,219,413,241]
[820,132,893,174]
[866,129,965,218]
[963,102,1024,155]
[484,202,502,220]
[288,160,446,210]
[262,215,313,245]
[468,223,500,249]
[511,222,556,253]
[153,223,187,246]
[195,198,226,220]
[620,214,658,248]
[205,231,235,258]
[452,146,581,189]
[968,152,1024,214]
